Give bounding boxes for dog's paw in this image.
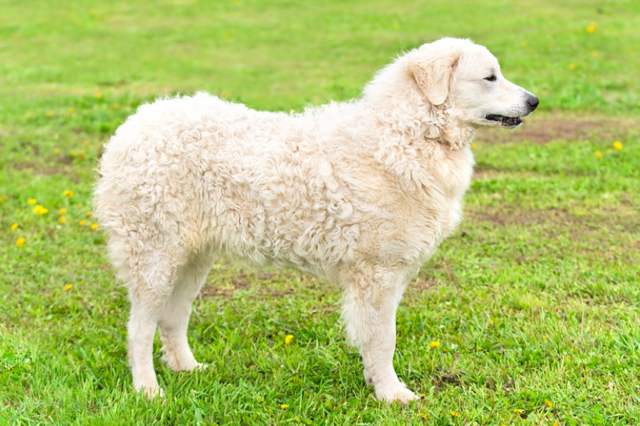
[162,353,204,372]
[194,362,208,371]
[375,384,418,404]
[142,385,165,400]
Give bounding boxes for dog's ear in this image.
[409,52,460,106]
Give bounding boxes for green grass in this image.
[1,0,639,424]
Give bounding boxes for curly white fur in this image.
[94,37,537,403]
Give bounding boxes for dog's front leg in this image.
[341,268,417,404]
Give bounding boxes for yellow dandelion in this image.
[76,203,83,209]
[83,140,89,147]
[54,148,60,154]
[545,399,553,409]
[90,223,98,230]
[553,423,559,426]
[613,141,623,150]
[71,151,78,157]
[587,21,597,33]
[221,91,229,98]
[33,205,49,215]
[59,217,66,224]
[285,334,294,345]
[64,284,72,291]
[471,143,477,149]
[606,148,612,153]
[63,190,74,197]
[16,238,26,247]
[28,199,37,205]
[513,409,523,414]
[95,92,103,99]
[79,220,86,226]
[450,411,460,417]
[569,63,576,70]
[281,404,288,409]
[595,151,602,158]
[420,393,425,399]
[46,111,53,118]
[113,103,120,109]
[591,50,598,57]
[419,412,428,420]
[429,341,440,348]
[86,211,93,217]
[59,208,68,215]
[544,334,549,339]
[65,107,75,116]
[79,150,86,160]
[11,223,19,231]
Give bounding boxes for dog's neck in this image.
[361,93,475,152]
[433,107,476,150]
[360,58,475,151]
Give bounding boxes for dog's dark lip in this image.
[485,114,523,127]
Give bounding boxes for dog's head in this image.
[409,38,538,129]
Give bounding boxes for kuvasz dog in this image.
[95,37,538,403]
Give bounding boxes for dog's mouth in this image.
[485,114,522,128]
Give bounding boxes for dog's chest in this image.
[428,146,475,200]
[400,147,475,257]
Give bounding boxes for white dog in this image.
[94,38,538,403]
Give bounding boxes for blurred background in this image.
[2,0,639,116]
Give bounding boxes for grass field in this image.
[1,0,639,424]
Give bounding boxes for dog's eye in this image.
[484,75,497,82]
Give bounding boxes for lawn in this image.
[1,0,639,424]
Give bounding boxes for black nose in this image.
[527,94,539,110]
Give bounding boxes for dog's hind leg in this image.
[125,250,184,398]
[127,287,169,398]
[158,248,214,372]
